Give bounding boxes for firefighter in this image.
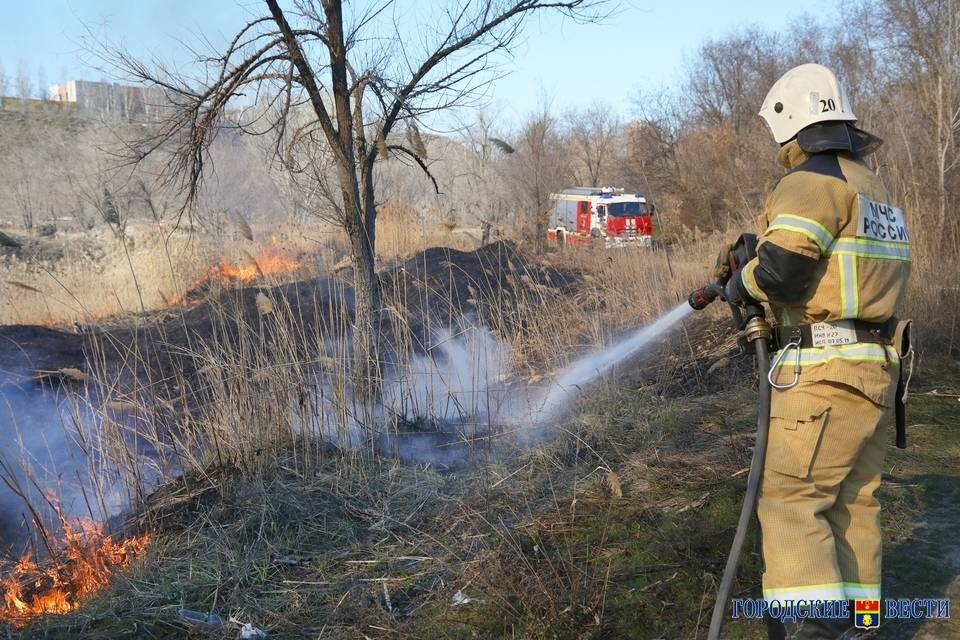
[725,64,912,639]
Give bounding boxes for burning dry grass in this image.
[167,247,302,306]
[0,517,149,626]
[0,222,320,326]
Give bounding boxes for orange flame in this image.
[0,518,150,625]
[169,247,301,306]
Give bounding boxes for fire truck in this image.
[546,187,654,248]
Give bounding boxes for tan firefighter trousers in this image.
[758,377,895,604]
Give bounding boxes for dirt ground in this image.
[0,241,578,388]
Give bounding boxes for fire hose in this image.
[688,234,772,640]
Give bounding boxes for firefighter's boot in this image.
[766,616,787,640]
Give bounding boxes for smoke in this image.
[379,324,521,465]
[0,377,164,553]
[0,382,98,551]
[298,322,520,465]
[304,305,692,465]
[382,324,513,424]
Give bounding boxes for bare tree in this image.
[684,29,780,136]
[104,0,604,396]
[506,103,570,251]
[15,59,31,103]
[652,29,790,229]
[871,0,960,245]
[35,64,47,100]
[0,58,7,97]
[623,117,677,198]
[627,88,684,193]
[452,110,510,229]
[565,100,620,186]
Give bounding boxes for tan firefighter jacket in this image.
[738,138,911,406]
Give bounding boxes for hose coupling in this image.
[743,316,771,344]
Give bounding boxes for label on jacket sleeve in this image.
[857,194,909,243]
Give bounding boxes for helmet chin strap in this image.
[796,121,884,156]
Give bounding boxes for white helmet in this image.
[758,63,857,144]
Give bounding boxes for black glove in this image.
[725,267,761,307]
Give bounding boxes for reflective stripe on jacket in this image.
[740,140,910,405]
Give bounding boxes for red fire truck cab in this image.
[547,187,654,248]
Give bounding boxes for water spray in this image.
[531,302,693,423]
[687,234,773,640]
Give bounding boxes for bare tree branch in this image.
[387,144,441,194]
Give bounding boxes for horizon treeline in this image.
[1,0,956,255]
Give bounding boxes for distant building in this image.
[47,80,168,120]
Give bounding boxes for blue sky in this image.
[0,0,835,124]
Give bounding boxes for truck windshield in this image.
[608,202,648,216]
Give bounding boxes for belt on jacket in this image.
[768,317,912,450]
[769,318,897,353]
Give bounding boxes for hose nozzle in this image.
[688,282,726,310]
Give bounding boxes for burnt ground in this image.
[0,241,580,393]
[0,237,741,415]
[0,241,589,552]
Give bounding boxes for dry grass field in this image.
[1,204,956,634]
